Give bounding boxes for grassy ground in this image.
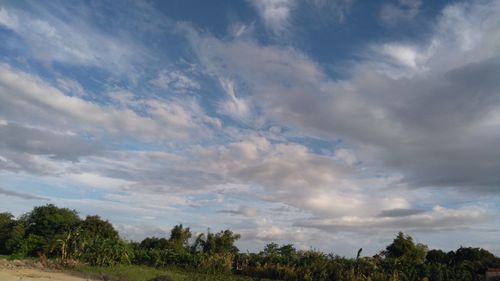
[72,264,264,281]
[0,256,271,281]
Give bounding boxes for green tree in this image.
[383,232,427,265]
[0,212,15,254]
[24,204,80,237]
[140,237,169,249]
[5,221,26,256]
[58,213,130,266]
[262,242,279,257]
[23,204,80,256]
[80,215,119,240]
[279,244,297,264]
[169,224,191,249]
[426,249,448,264]
[214,229,240,254]
[193,229,241,255]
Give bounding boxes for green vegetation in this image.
[1,204,499,281]
[73,264,261,281]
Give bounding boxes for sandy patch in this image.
[0,267,97,280]
[0,259,98,281]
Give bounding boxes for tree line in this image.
[1,204,499,281]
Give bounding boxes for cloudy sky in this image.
[0,0,499,256]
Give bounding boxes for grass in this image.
[0,256,274,281]
[71,264,264,281]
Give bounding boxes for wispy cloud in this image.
[0,64,218,141]
[295,206,487,233]
[250,0,296,34]
[219,205,259,217]
[0,186,48,201]
[0,6,142,76]
[150,69,200,93]
[217,78,252,121]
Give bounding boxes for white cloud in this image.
[0,64,217,141]
[188,0,500,194]
[253,226,305,242]
[334,148,358,166]
[150,70,200,93]
[65,173,134,190]
[0,6,143,75]
[0,7,19,29]
[55,78,86,97]
[191,136,417,221]
[374,0,500,78]
[250,0,296,34]
[217,78,252,121]
[380,44,420,68]
[0,152,65,175]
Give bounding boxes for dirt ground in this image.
[0,259,98,281]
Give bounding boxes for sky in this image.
[0,0,499,257]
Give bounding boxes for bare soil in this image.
[0,259,98,281]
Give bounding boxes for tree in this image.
[0,212,15,254]
[23,204,80,256]
[215,229,241,254]
[80,215,119,240]
[25,204,80,237]
[426,249,448,264]
[193,229,241,255]
[169,224,191,249]
[140,237,169,250]
[5,222,26,257]
[383,232,427,265]
[262,242,279,257]
[59,214,130,266]
[452,247,500,276]
[279,244,297,264]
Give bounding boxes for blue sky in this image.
[1,0,500,257]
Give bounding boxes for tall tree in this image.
[23,204,80,256]
[169,224,191,248]
[383,232,427,265]
[80,215,119,240]
[0,212,14,254]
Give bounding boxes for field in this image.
[0,257,266,281]
[72,264,264,281]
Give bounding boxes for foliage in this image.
[80,215,120,240]
[383,232,428,265]
[0,212,15,254]
[22,204,80,257]
[59,215,132,266]
[4,221,26,257]
[192,229,241,255]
